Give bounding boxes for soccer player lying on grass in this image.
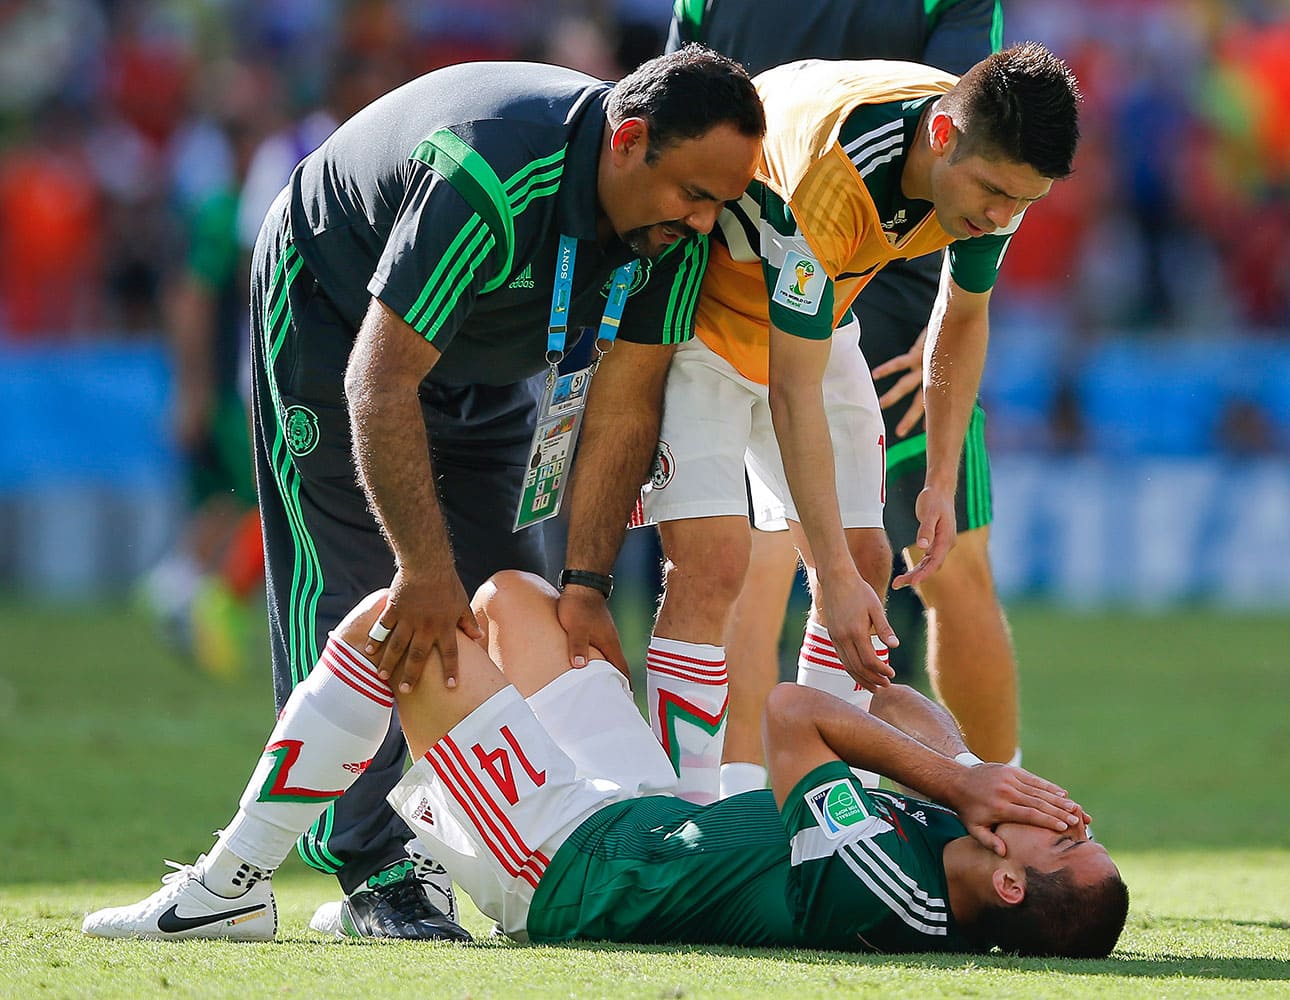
[83,571,1127,956]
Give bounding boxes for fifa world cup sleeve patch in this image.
[804,778,877,838]
[772,250,825,316]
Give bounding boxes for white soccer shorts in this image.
[387,661,678,941]
[637,317,885,532]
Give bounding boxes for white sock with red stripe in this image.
[646,636,728,805]
[209,636,394,886]
[795,620,883,787]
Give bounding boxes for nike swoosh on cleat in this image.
[156,902,265,933]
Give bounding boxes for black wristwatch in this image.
[558,568,614,600]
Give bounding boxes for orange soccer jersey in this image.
[697,60,958,384]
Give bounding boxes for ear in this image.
[610,117,649,161]
[991,866,1026,906]
[928,111,955,157]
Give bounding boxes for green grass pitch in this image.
[1,597,1287,998]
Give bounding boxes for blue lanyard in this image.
[546,234,639,363]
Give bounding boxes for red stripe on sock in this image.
[799,653,848,671]
[322,645,393,707]
[647,661,729,686]
[646,645,726,670]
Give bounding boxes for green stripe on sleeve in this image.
[505,148,565,196]
[506,148,566,220]
[419,233,497,340]
[411,129,515,293]
[662,235,709,344]
[406,223,496,337]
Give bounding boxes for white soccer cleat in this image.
[82,859,277,941]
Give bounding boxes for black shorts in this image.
[882,403,992,554]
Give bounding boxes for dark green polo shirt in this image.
[288,61,705,387]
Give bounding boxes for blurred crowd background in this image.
[1,0,1288,613]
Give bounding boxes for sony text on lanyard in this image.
[514,235,638,530]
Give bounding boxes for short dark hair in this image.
[968,866,1130,958]
[607,43,766,164]
[940,41,1082,178]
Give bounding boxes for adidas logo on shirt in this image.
[508,263,535,289]
[883,209,907,231]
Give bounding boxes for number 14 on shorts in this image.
[471,725,547,806]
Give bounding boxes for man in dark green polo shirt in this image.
[245,46,763,937]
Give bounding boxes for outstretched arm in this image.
[768,325,897,689]
[764,683,1082,855]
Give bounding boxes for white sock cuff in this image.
[647,636,727,684]
[647,635,725,661]
[804,620,831,643]
[799,624,844,672]
[318,635,394,705]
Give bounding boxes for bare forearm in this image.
[923,328,984,492]
[768,684,964,806]
[563,343,670,574]
[870,684,969,758]
[923,288,988,493]
[768,384,852,577]
[563,401,656,573]
[348,388,456,579]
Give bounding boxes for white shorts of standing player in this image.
[635,316,886,799]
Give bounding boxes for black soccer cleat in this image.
[337,872,473,941]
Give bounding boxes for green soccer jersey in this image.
[527,791,798,947]
[782,761,972,952]
[528,767,973,952]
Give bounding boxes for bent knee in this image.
[763,681,811,734]
[661,547,750,607]
[473,569,558,620]
[912,527,996,600]
[847,528,892,591]
[335,589,391,647]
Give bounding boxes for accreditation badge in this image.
[514,364,594,530]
